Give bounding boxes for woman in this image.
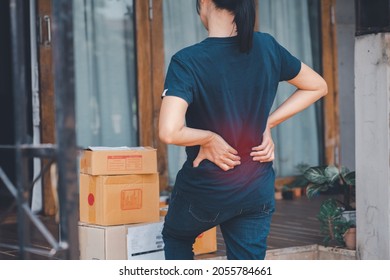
[159,0,327,260]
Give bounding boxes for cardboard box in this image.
[159,205,169,217]
[80,146,157,175]
[193,227,217,255]
[79,219,165,260]
[79,173,159,226]
[79,219,216,259]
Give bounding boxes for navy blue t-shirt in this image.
[163,32,301,210]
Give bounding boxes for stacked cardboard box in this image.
[79,218,165,260]
[78,146,162,260]
[78,146,217,259]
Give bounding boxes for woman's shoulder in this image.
[170,41,206,64]
[253,31,277,44]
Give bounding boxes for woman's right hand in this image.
[193,133,241,171]
[250,124,275,163]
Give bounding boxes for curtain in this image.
[163,0,207,186]
[73,0,138,148]
[258,0,322,177]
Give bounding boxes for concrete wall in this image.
[355,33,390,259]
[336,0,356,170]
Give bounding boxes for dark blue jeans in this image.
[162,189,275,260]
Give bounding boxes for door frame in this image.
[135,0,168,191]
[37,0,169,212]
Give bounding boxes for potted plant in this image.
[316,197,354,247]
[303,165,356,248]
[304,165,355,218]
[343,224,356,250]
[284,164,356,248]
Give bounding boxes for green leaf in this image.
[316,198,350,246]
[342,171,356,186]
[324,165,340,184]
[296,163,311,173]
[306,184,328,199]
[340,166,350,178]
[304,166,328,184]
[318,199,342,218]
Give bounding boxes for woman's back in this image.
[164,32,301,208]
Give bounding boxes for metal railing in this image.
[0,0,79,260]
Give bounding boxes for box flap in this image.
[87,146,147,151]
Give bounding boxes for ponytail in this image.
[234,0,255,53]
[212,0,256,53]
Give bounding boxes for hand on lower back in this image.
[250,126,275,163]
[193,133,241,171]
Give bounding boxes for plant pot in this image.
[342,210,356,225]
[343,227,356,250]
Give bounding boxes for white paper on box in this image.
[127,220,165,259]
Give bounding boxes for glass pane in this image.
[258,0,323,177]
[73,0,138,148]
[163,0,207,186]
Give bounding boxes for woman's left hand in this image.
[250,125,275,162]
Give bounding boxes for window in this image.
[258,0,324,177]
[73,0,138,148]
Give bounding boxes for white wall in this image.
[355,33,390,259]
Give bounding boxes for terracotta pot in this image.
[343,227,356,250]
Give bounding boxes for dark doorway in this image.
[0,0,33,212]
[0,0,15,211]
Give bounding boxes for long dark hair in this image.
[196,0,256,53]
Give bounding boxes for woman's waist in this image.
[182,157,273,179]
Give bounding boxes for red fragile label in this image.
[88,193,95,206]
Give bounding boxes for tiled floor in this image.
[0,193,329,260]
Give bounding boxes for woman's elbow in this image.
[159,128,173,144]
[159,126,177,144]
[318,78,328,97]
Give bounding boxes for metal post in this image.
[9,0,31,259]
[51,0,79,260]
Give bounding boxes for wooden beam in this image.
[36,0,56,216]
[150,0,168,191]
[135,0,154,148]
[321,0,340,166]
[136,0,168,192]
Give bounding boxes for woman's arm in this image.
[251,62,327,162]
[159,96,241,171]
[267,62,328,129]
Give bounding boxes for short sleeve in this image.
[274,39,302,81]
[162,56,195,104]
